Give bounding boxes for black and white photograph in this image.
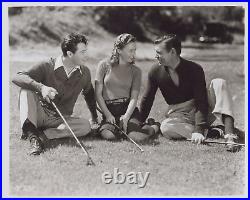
[3,2,247,197]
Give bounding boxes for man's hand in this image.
[120,115,129,133]
[41,85,58,103]
[191,132,205,144]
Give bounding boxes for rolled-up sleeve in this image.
[12,61,47,92]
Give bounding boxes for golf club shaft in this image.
[187,139,245,146]
[96,107,144,152]
[51,101,92,158]
[113,123,144,152]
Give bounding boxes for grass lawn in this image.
[8,42,246,196]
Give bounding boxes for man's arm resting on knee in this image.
[12,61,58,103]
[12,73,58,103]
[12,61,48,93]
[12,73,44,93]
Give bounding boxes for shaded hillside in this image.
[9,7,113,47]
[9,6,244,47]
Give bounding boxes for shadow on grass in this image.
[43,126,245,152]
[235,128,245,144]
[158,126,245,152]
[45,131,103,150]
[207,125,245,144]
[46,132,161,152]
[131,138,161,147]
[205,126,245,153]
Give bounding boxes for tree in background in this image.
[9,6,245,46]
[93,6,244,42]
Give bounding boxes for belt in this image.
[105,97,129,105]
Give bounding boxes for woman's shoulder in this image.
[97,58,111,75]
[98,58,111,67]
[131,64,141,75]
[97,58,112,72]
[99,58,112,68]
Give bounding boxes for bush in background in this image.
[9,6,245,46]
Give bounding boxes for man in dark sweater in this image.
[139,34,238,150]
[12,33,98,155]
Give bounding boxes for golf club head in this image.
[86,157,95,166]
[147,118,155,125]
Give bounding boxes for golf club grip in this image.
[187,139,245,146]
[96,107,144,152]
[51,101,91,156]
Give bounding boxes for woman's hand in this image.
[106,113,116,124]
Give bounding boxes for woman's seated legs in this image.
[99,123,117,140]
[127,116,156,142]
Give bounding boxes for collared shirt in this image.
[54,56,82,77]
[139,57,209,133]
[95,59,142,101]
[13,56,97,117]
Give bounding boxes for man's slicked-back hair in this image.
[61,33,88,57]
[154,34,181,55]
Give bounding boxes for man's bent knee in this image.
[19,89,41,128]
[72,118,91,137]
[19,89,38,101]
[160,123,184,139]
[160,119,193,139]
[210,78,227,89]
[43,118,90,139]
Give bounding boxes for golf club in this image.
[112,123,144,152]
[187,138,245,146]
[51,101,95,166]
[96,107,144,152]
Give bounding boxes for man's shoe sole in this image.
[29,149,42,156]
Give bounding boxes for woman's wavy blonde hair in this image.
[110,33,136,66]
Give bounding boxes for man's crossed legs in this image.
[160,78,241,151]
[19,89,91,155]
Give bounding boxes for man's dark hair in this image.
[154,34,181,55]
[61,33,88,57]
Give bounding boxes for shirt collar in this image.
[175,57,183,72]
[54,56,82,75]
